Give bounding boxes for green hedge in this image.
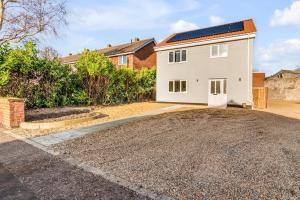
[0,42,156,109]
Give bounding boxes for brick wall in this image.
[133,42,156,70]
[109,55,134,69]
[253,72,265,87]
[109,42,156,70]
[0,98,25,128]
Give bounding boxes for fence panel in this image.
[253,87,268,109]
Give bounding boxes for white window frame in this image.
[118,55,127,65]
[168,80,188,93]
[210,43,228,58]
[168,49,188,64]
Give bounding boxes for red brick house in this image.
[60,38,156,70]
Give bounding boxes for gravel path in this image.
[55,108,300,200]
[0,133,150,200]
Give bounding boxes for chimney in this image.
[133,37,140,42]
[107,44,112,48]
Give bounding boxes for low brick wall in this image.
[0,98,25,128]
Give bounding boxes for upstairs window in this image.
[210,44,228,58]
[175,51,181,62]
[181,50,187,62]
[169,52,174,63]
[168,50,187,63]
[118,55,127,65]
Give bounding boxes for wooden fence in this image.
[253,87,268,109]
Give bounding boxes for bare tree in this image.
[0,0,67,44]
[39,46,59,60]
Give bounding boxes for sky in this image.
[39,0,300,75]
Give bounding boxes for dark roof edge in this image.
[131,38,156,53]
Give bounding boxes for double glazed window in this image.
[169,50,187,63]
[210,44,228,58]
[210,79,227,95]
[118,55,127,65]
[169,80,187,93]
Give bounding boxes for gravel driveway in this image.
[55,108,300,200]
[0,134,150,200]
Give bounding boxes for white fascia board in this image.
[154,33,256,52]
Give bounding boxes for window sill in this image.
[168,91,188,94]
[168,61,188,64]
[209,55,228,59]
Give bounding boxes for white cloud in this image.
[170,20,199,33]
[70,0,201,31]
[270,1,300,27]
[209,15,225,26]
[256,39,300,74]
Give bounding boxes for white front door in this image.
[208,79,228,108]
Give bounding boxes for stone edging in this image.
[20,113,103,130]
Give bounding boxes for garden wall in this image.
[0,98,25,128]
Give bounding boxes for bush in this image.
[76,49,115,105]
[0,41,86,109]
[107,68,138,104]
[0,42,156,109]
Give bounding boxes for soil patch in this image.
[26,107,94,122]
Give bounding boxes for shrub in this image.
[0,41,84,109]
[76,49,115,105]
[0,42,156,109]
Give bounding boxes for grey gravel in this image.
[55,108,300,200]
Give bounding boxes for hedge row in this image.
[0,42,156,109]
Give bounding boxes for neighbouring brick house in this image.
[60,38,156,70]
[265,69,300,101]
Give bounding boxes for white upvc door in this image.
[208,79,228,108]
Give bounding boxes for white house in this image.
[155,19,256,108]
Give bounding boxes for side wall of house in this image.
[109,55,134,69]
[133,42,157,70]
[156,38,254,105]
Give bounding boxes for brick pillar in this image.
[0,98,25,128]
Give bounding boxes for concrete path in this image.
[32,105,184,146]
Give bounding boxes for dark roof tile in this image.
[60,38,155,64]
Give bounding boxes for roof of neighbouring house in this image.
[156,19,256,48]
[267,69,300,79]
[60,38,156,64]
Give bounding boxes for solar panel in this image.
[167,21,244,43]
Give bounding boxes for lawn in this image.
[54,108,300,199]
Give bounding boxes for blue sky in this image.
[39,0,300,75]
